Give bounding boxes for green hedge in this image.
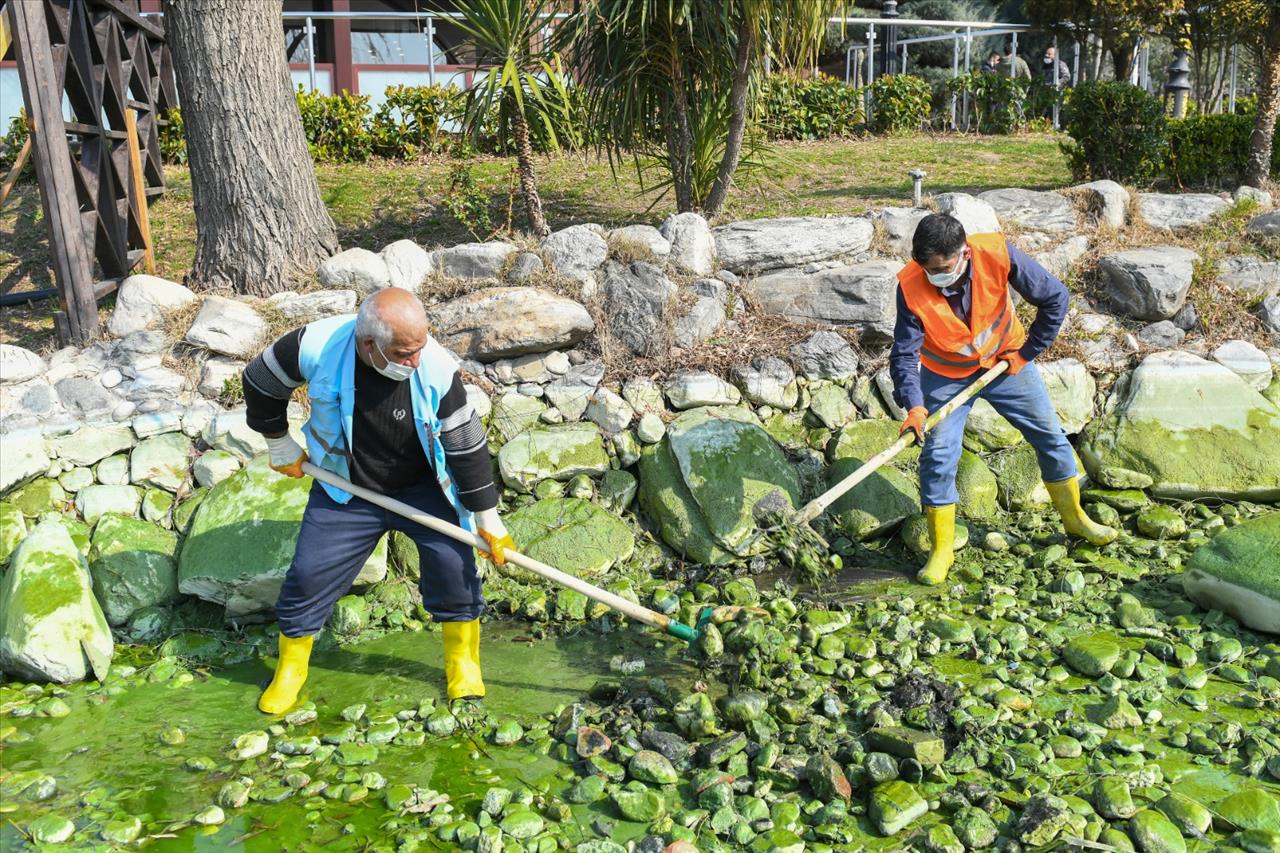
[867,74,933,135]
[1167,112,1280,188]
[759,73,863,140]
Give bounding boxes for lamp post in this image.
[882,0,899,77]
[909,168,926,207]
[1163,11,1192,119]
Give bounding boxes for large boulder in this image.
[185,296,267,359]
[610,224,670,258]
[600,261,677,357]
[790,332,859,381]
[827,456,920,540]
[1073,180,1129,229]
[0,430,51,494]
[1137,193,1229,231]
[730,358,799,409]
[432,287,594,362]
[1080,351,1280,500]
[129,432,193,493]
[380,240,434,293]
[435,242,517,280]
[977,188,1077,233]
[88,514,179,626]
[1182,512,1279,634]
[876,207,930,258]
[542,224,608,285]
[1212,339,1272,391]
[934,192,1001,234]
[637,407,800,563]
[0,345,46,385]
[178,457,387,618]
[1039,358,1097,434]
[266,289,358,322]
[317,247,392,293]
[1217,256,1280,302]
[659,212,715,276]
[0,502,26,565]
[712,216,874,275]
[107,274,198,338]
[664,370,741,409]
[1247,211,1280,237]
[1098,248,1199,321]
[1032,235,1090,281]
[505,497,635,576]
[0,519,113,683]
[497,422,610,493]
[745,261,899,342]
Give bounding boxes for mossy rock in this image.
[497,422,609,494]
[1183,511,1280,634]
[0,502,27,565]
[902,513,969,554]
[640,407,799,562]
[989,443,1057,510]
[10,479,67,519]
[827,456,919,540]
[506,497,635,576]
[0,519,113,683]
[956,449,999,520]
[1080,351,1280,501]
[829,419,919,468]
[88,514,179,626]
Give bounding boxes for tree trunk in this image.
[704,19,754,220]
[666,47,694,212]
[1246,20,1280,189]
[163,0,338,296]
[509,103,549,237]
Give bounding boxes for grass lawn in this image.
[1,134,1071,350]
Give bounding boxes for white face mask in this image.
[373,341,415,381]
[925,252,968,289]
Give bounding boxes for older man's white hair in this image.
[355,289,427,347]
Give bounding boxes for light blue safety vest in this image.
[296,314,474,533]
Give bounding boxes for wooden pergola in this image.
[3,0,175,343]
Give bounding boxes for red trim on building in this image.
[331,0,355,94]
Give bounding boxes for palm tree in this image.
[565,0,832,218]
[454,0,573,237]
[1246,1,1280,189]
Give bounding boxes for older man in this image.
[243,288,512,713]
[891,214,1116,585]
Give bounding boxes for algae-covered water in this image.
[0,625,695,851]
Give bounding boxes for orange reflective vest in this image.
[897,233,1027,379]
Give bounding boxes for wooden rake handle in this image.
[790,360,1010,526]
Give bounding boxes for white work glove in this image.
[474,507,514,566]
[265,434,307,478]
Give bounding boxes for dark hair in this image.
[988,50,1001,60]
[911,213,967,263]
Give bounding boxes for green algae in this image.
[505,497,635,576]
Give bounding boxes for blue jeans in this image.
[919,362,1078,508]
[275,479,482,637]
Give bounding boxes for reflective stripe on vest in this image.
[921,300,1011,367]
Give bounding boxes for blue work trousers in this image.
[919,362,1078,508]
[275,479,482,637]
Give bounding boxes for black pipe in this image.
[0,288,58,306]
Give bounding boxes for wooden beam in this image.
[0,136,32,210]
[8,0,100,343]
[0,2,11,58]
[124,108,154,274]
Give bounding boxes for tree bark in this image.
[1246,19,1280,189]
[508,100,549,237]
[163,0,338,296]
[666,46,694,213]
[704,18,754,220]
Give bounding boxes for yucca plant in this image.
[453,0,575,236]
[563,0,835,217]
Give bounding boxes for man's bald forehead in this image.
[367,288,427,329]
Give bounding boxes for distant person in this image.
[980,51,1002,74]
[1042,46,1071,87]
[1004,48,1031,80]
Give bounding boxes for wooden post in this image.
[125,108,156,275]
[8,0,100,343]
[0,136,32,210]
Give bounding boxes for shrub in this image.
[370,85,463,159]
[1166,111,1280,188]
[158,107,187,165]
[759,73,863,140]
[296,88,373,162]
[0,110,29,172]
[866,74,932,135]
[1061,81,1166,185]
[946,71,1030,134]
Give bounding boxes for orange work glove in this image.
[899,406,928,444]
[1000,350,1030,376]
[475,508,515,567]
[265,434,308,478]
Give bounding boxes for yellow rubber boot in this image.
[259,633,314,714]
[1046,477,1118,546]
[917,504,956,586]
[443,620,485,700]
